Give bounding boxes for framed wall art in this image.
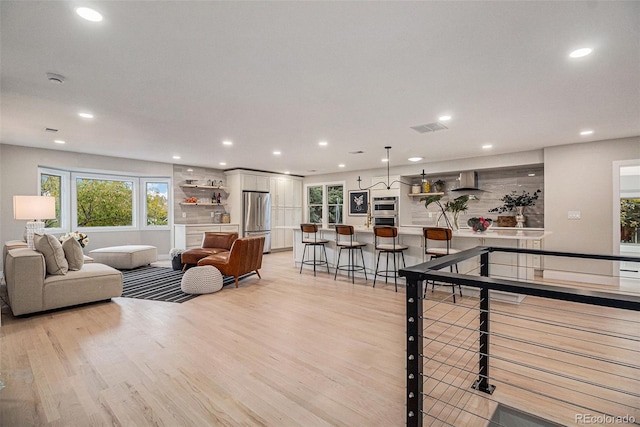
[348,190,369,216]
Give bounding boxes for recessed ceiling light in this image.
[408,157,423,162]
[438,115,452,122]
[54,140,66,144]
[284,171,290,175]
[78,112,94,119]
[528,173,536,177]
[186,168,194,172]
[338,164,345,168]
[580,130,594,136]
[173,155,181,160]
[482,144,493,149]
[381,158,389,162]
[319,141,328,146]
[569,48,593,58]
[76,7,103,22]
[219,162,226,166]
[273,151,281,155]
[222,140,233,146]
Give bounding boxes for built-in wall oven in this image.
[372,196,398,226]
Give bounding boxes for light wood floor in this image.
[1,251,639,426]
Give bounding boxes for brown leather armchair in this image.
[181,232,238,269]
[197,236,265,288]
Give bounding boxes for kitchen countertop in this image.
[293,225,550,240]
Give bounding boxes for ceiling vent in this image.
[349,150,365,154]
[44,127,59,132]
[410,122,448,134]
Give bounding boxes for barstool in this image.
[373,226,408,292]
[423,227,462,302]
[299,223,330,276]
[334,224,368,283]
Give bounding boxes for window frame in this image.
[304,181,345,229]
[72,172,138,232]
[38,167,173,233]
[38,167,70,234]
[140,178,172,230]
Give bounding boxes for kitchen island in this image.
[293,226,551,301]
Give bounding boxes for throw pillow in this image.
[34,233,69,275]
[61,237,84,271]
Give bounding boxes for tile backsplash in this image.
[408,167,544,228]
[173,165,228,224]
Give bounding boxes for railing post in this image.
[406,274,423,427]
[473,251,495,394]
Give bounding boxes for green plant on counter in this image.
[421,194,477,229]
[489,189,541,213]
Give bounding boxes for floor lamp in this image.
[13,196,56,249]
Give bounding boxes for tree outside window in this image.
[327,185,343,225]
[76,178,133,227]
[41,173,61,228]
[308,186,323,223]
[146,182,169,226]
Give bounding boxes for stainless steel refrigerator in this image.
[243,190,271,253]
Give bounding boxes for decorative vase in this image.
[453,212,460,230]
[515,206,526,228]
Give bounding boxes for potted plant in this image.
[421,194,477,230]
[433,179,446,193]
[489,189,541,228]
[170,248,184,270]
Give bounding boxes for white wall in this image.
[543,136,640,276]
[0,144,174,267]
[303,149,544,227]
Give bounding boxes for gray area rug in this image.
[121,266,254,303]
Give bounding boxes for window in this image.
[305,182,344,227]
[38,167,170,232]
[73,174,135,228]
[327,184,343,225]
[39,168,69,233]
[142,179,170,228]
[308,185,323,223]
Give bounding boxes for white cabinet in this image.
[242,174,270,192]
[269,176,303,250]
[174,224,240,250]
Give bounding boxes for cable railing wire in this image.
[401,246,640,427]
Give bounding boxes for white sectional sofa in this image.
[3,241,123,316]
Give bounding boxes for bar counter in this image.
[293,225,551,300]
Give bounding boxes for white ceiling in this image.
[1,1,639,176]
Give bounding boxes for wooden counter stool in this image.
[373,226,408,292]
[423,227,462,302]
[334,225,368,283]
[299,223,330,276]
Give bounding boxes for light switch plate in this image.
[182,212,187,218]
[568,210,581,220]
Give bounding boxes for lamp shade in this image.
[13,196,56,220]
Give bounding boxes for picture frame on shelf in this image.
[348,190,369,216]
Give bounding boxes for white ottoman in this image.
[181,266,224,294]
[89,245,157,269]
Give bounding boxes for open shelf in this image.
[180,202,228,206]
[181,184,228,190]
[407,192,445,197]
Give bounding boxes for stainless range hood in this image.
[452,171,482,191]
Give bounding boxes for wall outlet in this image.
[428,212,433,218]
[568,210,581,220]
[182,212,187,218]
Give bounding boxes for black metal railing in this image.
[400,247,640,426]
